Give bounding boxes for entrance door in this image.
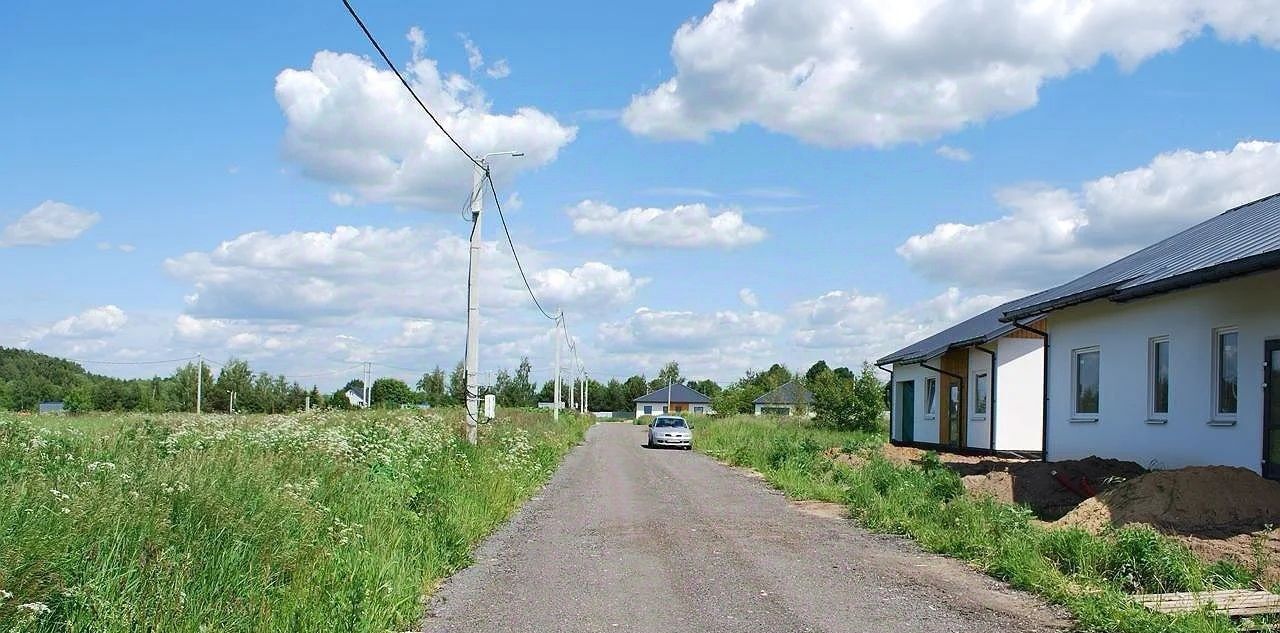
[898,381,915,443]
[947,384,962,447]
[1265,340,1280,479]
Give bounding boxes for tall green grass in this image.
[0,408,590,632]
[694,415,1266,633]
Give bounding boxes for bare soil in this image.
[826,444,1145,521]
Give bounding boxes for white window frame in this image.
[971,371,989,420]
[1212,327,1239,423]
[1148,336,1170,423]
[1071,346,1101,421]
[924,377,938,419]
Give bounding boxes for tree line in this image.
[1,347,885,429]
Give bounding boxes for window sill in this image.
[1069,417,1099,423]
[971,415,988,421]
[1145,418,1168,425]
[1208,418,1237,427]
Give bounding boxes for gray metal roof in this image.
[879,192,1280,367]
[634,383,712,404]
[876,299,1021,366]
[1003,192,1280,321]
[753,380,815,405]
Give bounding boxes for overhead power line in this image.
[340,0,482,169]
[485,172,558,321]
[67,355,197,366]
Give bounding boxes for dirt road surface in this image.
[421,423,1068,632]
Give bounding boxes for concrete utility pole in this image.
[464,151,524,444]
[553,313,562,422]
[583,371,589,413]
[196,353,203,414]
[666,379,672,414]
[363,362,373,409]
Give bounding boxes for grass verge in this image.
[693,415,1273,633]
[0,408,590,632]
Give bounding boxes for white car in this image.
[646,416,693,450]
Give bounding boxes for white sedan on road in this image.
[645,416,693,449]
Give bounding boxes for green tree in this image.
[371,377,416,408]
[804,360,830,385]
[497,357,537,407]
[810,362,885,431]
[651,361,683,390]
[417,366,448,406]
[447,361,467,404]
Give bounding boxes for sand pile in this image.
[1055,466,1280,537]
[959,457,1145,520]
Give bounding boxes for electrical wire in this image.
[67,355,197,366]
[340,0,482,170]
[485,172,559,321]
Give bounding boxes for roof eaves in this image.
[1109,250,1280,303]
[1000,281,1131,323]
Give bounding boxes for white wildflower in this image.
[18,602,51,614]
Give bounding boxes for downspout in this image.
[974,345,996,452]
[875,362,894,441]
[1011,321,1050,461]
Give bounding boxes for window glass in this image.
[1151,339,1169,415]
[974,373,989,415]
[1074,349,1100,415]
[925,378,938,415]
[1218,331,1238,415]
[643,405,652,415]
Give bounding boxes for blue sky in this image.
[2,0,1279,387]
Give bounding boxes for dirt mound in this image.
[959,456,1146,520]
[1055,466,1280,537]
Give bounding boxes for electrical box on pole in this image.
[484,394,496,420]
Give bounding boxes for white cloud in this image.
[567,200,766,248]
[329,192,355,207]
[165,225,643,321]
[624,0,1280,147]
[44,305,129,339]
[935,145,973,162]
[792,288,1012,362]
[96,242,135,253]
[275,39,575,210]
[1,201,99,247]
[487,59,511,79]
[599,307,784,351]
[533,262,648,310]
[738,288,759,308]
[898,140,1280,290]
[460,34,484,71]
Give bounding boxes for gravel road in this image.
[421,423,1068,632]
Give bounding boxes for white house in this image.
[753,380,816,417]
[633,383,712,418]
[878,302,1046,456]
[881,192,1280,475]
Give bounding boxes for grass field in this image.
[692,415,1275,633]
[0,408,590,632]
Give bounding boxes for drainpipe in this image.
[1012,321,1050,461]
[974,345,997,452]
[875,362,894,441]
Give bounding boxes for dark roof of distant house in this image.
[753,380,815,405]
[634,383,712,404]
[1002,192,1280,321]
[876,299,1022,365]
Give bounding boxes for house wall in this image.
[755,403,795,415]
[889,362,939,443]
[1045,270,1280,471]
[994,336,1046,452]
[635,402,710,418]
[967,349,993,450]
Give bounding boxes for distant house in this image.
[753,381,815,417]
[634,383,712,418]
[882,192,1280,475]
[344,389,366,408]
[38,401,65,414]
